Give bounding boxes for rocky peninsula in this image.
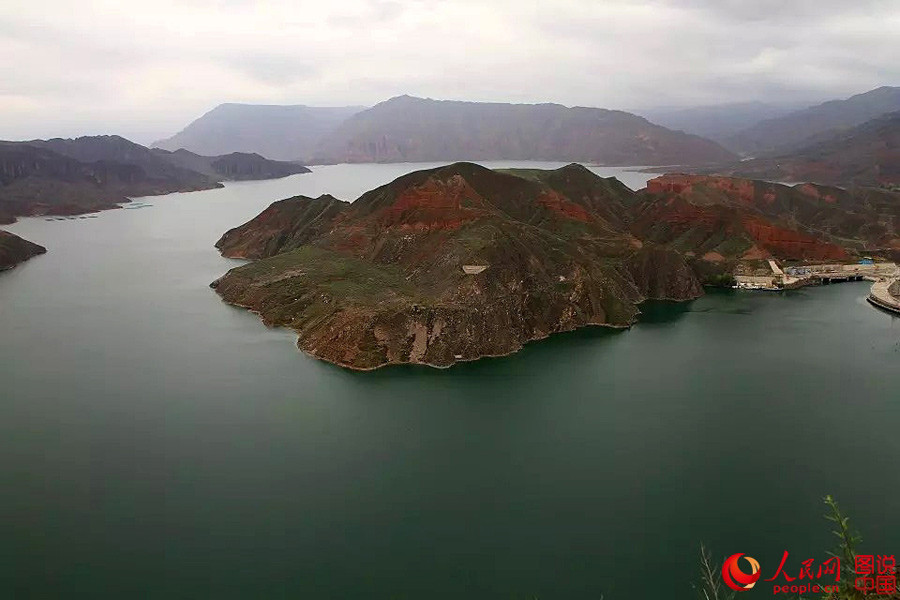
[0,230,46,270]
[211,163,706,369]
[0,135,310,223]
[212,164,900,370]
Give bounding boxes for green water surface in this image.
[1,163,898,598]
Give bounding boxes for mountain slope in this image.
[311,95,737,166]
[501,163,640,228]
[728,86,900,155]
[0,138,219,223]
[216,193,347,259]
[153,104,365,160]
[156,148,310,180]
[0,136,312,223]
[635,101,801,142]
[31,135,215,187]
[212,163,702,370]
[635,174,900,259]
[715,111,900,187]
[0,229,46,270]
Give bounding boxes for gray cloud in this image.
[0,0,897,143]
[666,0,894,21]
[222,53,320,85]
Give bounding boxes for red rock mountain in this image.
[216,193,346,259]
[634,174,900,260]
[213,163,702,370]
[212,165,900,369]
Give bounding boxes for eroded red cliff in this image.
[638,174,856,261]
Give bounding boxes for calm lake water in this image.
[1,162,899,599]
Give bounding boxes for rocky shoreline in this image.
[212,269,693,371]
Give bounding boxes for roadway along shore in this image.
[868,279,900,314]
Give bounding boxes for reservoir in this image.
[1,162,898,598]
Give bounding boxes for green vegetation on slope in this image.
[212,163,703,369]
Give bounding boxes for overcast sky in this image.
[2,0,898,143]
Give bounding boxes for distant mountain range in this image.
[726,86,900,156]
[310,95,737,166]
[8,86,898,229]
[153,104,365,160]
[0,135,309,224]
[155,95,738,166]
[154,88,900,170]
[715,111,900,187]
[634,101,804,142]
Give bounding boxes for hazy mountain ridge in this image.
[0,135,310,223]
[727,86,900,155]
[0,138,217,223]
[634,101,803,142]
[713,111,900,187]
[157,88,900,167]
[309,95,737,166]
[153,104,365,160]
[158,95,738,166]
[31,135,218,188]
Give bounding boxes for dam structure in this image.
[735,261,898,291]
[868,279,900,315]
